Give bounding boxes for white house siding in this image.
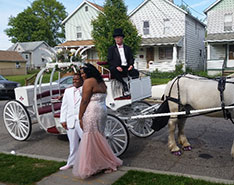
[185,16,205,71]
[206,0,234,34]
[130,0,189,72]
[31,47,51,68]
[130,0,185,38]
[64,3,100,41]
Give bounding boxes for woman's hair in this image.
[81,63,104,83]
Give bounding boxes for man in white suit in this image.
[59,73,83,170]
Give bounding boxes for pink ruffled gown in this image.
[72,93,122,179]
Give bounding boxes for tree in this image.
[91,0,141,61]
[5,0,67,47]
[179,4,192,15]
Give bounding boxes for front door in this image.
[227,44,234,67]
[146,47,154,68]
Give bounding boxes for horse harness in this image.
[166,74,234,123]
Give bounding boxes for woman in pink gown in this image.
[72,63,122,179]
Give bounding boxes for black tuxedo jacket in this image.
[107,44,134,71]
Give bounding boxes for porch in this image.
[134,36,184,72]
[206,33,234,75]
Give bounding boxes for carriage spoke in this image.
[5,111,14,119]
[111,128,123,135]
[113,139,124,149]
[18,124,27,136]
[110,122,118,133]
[112,134,126,137]
[19,122,29,132]
[113,137,126,144]
[110,140,119,153]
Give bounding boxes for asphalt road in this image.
[1,99,234,181]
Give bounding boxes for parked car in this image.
[55,75,73,89]
[0,75,21,99]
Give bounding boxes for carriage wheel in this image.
[118,101,156,138]
[105,114,129,157]
[3,100,32,141]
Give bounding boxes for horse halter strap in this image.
[217,77,234,124]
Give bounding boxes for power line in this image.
[181,0,206,17]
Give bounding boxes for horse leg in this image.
[168,118,181,155]
[177,118,192,151]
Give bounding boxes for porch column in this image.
[172,44,177,64]
[207,43,211,60]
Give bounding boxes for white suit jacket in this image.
[60,86,82,129]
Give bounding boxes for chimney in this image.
[168,0,174,3]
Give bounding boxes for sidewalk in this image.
[37,166,234,185]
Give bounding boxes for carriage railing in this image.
[34,62,82,131]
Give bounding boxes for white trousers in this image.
[66,120,83,166]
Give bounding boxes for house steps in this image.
[222,69,234,76]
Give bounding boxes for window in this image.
[76,26,82,39]
[42,58,45,62]
[143,21,149,35]
[85,6,88,11]
[224,13,232,31]
[229,45,234,60]
[25,55,28,59]
[16,62,20,69]
[164,19,170,34]
[159,47,173,59]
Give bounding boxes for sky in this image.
[0,0,216,50]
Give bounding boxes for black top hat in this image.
[113,28,125,38]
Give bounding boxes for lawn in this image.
[6,72,59,86]
[0,153,65,185]
[0,153,229,185]
[113,170,228,185]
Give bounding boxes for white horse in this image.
[164,74,234,155]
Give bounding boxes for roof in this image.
[141,36,183,46]
[129,0,205,27]
[8,41,48,52]
[56,40,94,47]
[62,0,103,25]
[205,32,234,42]
[204,0,222,14]
[0,50,26,62]
[129,0,187,17]
[87,1,103,11]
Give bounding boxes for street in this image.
[1,99,234,181]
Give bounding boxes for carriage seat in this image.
[37,89,65,99]
[37,88,65,115]
[38,102,61,115]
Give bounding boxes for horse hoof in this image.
[183,146,192,151]
[171,151,182,156]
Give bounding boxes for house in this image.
[204,0,234,75]
[0,50,26,75]
[59,0,206,72]
[8,41,54,69]
[129,0,206,72]
[57,0,103,62]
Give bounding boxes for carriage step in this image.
[47,126,60,134]
[54,112,60,118]
[38,103,61,115]
[97,61,108,65]
[101,74,110,78]
[114,95,131,100]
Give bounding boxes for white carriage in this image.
[3,62,156,156]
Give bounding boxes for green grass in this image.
[113,170,228,185]
[0,153,65,185]
[6,72,59,86]
[151,78,170,85]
